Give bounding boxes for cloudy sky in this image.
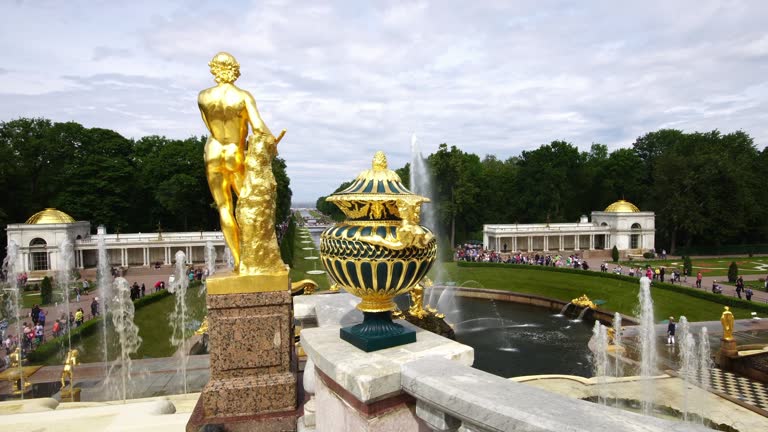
[2,1,768,202]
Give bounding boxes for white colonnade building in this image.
[6,208,226,276]
[482,200,655,255]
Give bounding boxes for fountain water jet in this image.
[107,277,142,403]
[677,316,698,422]
[637,276,657,416]
[2,241,24,399]
[205,241,216,277]
[698,327,711,390]
[170,250,190,394]
[612,312,623,378]
[223,246,234,271]
[97,228,113,390]
[58,238,75,353]
[410,134,445,307]
[591,321,609,405]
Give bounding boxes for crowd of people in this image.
[454,244,591,269]
[455,244,764,302]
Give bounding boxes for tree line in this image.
[318,129,768,254]
[0,117,292,260]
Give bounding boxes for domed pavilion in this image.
[482,199,655,258]
[6,208,226,278]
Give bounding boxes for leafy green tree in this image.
[611,245,619,262]
[429,144,481,245]
[316,181,353,222]
[40,276,53,305]
[683,256,693,277]
[728,261,738,283]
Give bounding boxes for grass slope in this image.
[289,226,331,290]
[436,262,757,322]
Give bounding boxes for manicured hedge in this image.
[456,261,768,315]
[26,290,171,363]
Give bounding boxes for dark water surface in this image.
[449,297,595,378]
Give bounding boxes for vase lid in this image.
[326,151,429,219]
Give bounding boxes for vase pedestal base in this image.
[340,311,416,352]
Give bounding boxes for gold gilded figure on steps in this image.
[199,52,287,275]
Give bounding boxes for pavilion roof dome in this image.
[603,199,640,213]
[25,208,76,224]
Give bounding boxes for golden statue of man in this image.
[721,306,735,341]
[199,52,284,273]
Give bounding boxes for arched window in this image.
[630,223,641,249]
[76,235,82,240]
[600,222,608,227]
[29,238,49,270]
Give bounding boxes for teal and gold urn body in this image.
[320,151,437,351]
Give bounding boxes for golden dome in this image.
[25,208,76,224]
[604,200,640,213]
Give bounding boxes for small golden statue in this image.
[721,306,735,341]
[60,349,79,391]
[571,294,597,309]
[8,348,31,393]
[198,52,286,275]
[290,279,318,295]
[410,278,444,319]
[195,317,209,335]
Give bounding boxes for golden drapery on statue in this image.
[198,52,287,277]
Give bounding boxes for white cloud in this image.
[1,0,767,202]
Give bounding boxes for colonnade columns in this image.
[559,235,564,251]
[589,235,594,250]
[574,235,579,250]
[544,236,549,251]
[528,236,532,252]
[164,247,171,265]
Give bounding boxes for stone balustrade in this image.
[296,293,709,432]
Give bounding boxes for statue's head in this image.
[209,52,241,84]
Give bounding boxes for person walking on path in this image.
[735,275,744,299]
[31,304,40,325]
[746,287,753,301]
[667,317,676,345]
[696,271,703,289]
[91,297,99,318]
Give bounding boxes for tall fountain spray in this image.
[637,276,657,416]
[223,246,234,271]
[97,228,113,386]
[698,327,711,390]
[410,134,445,307]
[108,277,142,403]
[612,312,623,378]
[205,241,216,277]
[591,321,609,406]
[170,250,190,394]
[677,316,698,422]
[58,238,75,353]
[2,241,24,399]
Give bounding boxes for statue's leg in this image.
[206,169,240,269]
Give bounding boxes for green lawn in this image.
[39,285,207,365]
[22,292,42,308]
[433,262,757,322]
[289,227,332,290]
[619,256,768,277]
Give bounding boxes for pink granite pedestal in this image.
[187,288,298,432]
